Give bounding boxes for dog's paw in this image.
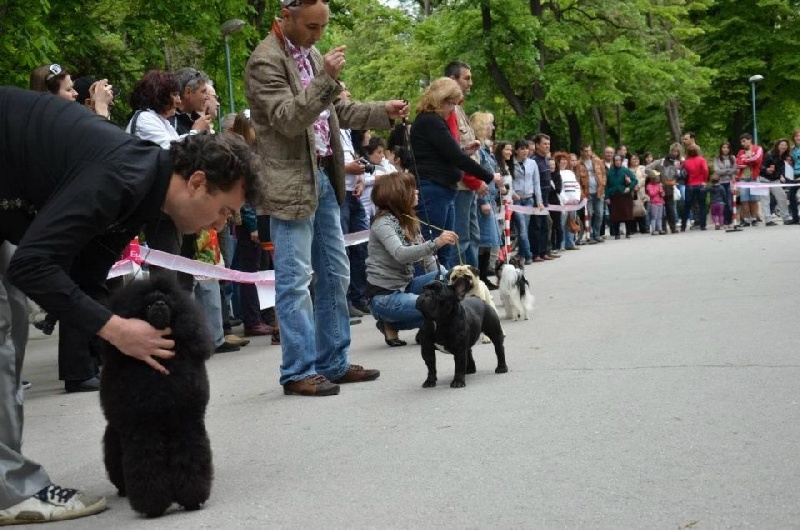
[422,378,437,388]
[495,364,509,374]
[450,378,466,388]
[182,504,202,511]
[480,334,492,344]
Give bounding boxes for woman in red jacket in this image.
[681,144,709,231]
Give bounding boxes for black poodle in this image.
[100,276,214,517]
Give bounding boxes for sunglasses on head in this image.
[45,64,62,82]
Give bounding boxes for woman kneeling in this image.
[366,171,458,346]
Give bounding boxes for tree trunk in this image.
[665,99,682,143]
[481,1,527,116]
[567,112,582,153]
[591,106,607,149]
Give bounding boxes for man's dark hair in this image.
[684,131,696,140]
[514,139,529,151]
[444,61,470,79]
[534,133,550,145]
[170,133,265,207]
[739,133,753,141]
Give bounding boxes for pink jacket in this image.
[646,182,665,205]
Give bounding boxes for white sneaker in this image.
[0,485,106,525]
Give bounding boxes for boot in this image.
[478,252,498,290]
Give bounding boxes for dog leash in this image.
[402,214,464,266]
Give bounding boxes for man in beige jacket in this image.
[245,0,409,397]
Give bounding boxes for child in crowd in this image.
[707,175,726,230]
[645,169,665,235]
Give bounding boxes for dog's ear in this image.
[452,276,470,300]
[468,265,480,278]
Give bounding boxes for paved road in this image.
[20,225,800,528]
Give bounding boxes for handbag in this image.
[566,213,581,234]
[673,186,682,201]
[632,199,646,218]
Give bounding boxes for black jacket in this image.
[761,151,789,181]
[409,112,493,189]
[0,86,172,337]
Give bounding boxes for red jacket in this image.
[446,110,483,191]
[683,155,709,186]
[736,145,764,180]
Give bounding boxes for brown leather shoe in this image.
[542,255,555,260]
[333,364,380,384]
[224,334,250,347]
[245,323,274,336]
[283,375,340,396]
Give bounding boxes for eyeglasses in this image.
[45,64,62,82]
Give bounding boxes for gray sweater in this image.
[366,214,438,292]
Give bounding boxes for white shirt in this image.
[126,109,191,150]
[340,129,359,191]
[559,169,581,203]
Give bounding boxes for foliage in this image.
[1,0,798,156]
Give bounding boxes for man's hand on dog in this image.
[434,230,459,248]
[99,315,176,375]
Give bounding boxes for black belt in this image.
[317,154,333,170]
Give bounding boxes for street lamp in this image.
[221,18,246,115]
[749,74,764,145]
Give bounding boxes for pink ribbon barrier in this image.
[107,231,371,309]
[506,199,587,216]
[733,181,800,188]
[343,230,370,246]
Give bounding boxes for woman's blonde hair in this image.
[416,77,462,116]
[469,112,494,142]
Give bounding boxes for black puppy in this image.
[415,277,508,388]
[100,276,213,517]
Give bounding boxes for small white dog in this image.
[498,262,534,321]
[447,265,503,343]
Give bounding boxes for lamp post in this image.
[748,74,764,145]
[221,19,246,115]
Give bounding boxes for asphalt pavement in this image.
[19,223,800,528]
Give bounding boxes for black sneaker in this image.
[64,375,100,393]
[214,341,241,354]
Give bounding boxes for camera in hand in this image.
[358,158,376,174]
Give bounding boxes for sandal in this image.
[375,321,406,347]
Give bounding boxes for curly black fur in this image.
[100,276,214,517]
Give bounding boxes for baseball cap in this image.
[73,76,121,104]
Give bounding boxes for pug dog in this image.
[446,264,503,343]
[415,277,508,388]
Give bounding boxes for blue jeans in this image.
[192,279,224,348]
[588,193,604,239]
[512,198,533,259]
[682,185,707,229]
[270,169,350,385]
[454,190,479,268]
[417,180,456,268]
[562,213,576,248]
[339,190,369,307]
[370,270,441,330]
